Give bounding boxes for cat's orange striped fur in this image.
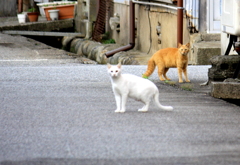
[143,43,190,83]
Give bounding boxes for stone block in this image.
[70,38,83,53]
[208,55,240,81]
[62,36,76,50]
[211,82,240,99]
[191,41,221,65]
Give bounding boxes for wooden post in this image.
[18,0,23,13]
[23,0,30,12]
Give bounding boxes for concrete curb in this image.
[62,36,149,65]
[211,78,240,99]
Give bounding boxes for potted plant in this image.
[17,13,27,23]
[48,8,59,21]
[37,2,53,16]
[40,2,77,21]
[27,8,39,22]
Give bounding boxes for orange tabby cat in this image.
[143,43,190,83]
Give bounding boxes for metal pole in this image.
[177,0,183,45]
[130,0,135,45]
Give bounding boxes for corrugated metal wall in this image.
[0,0,17,16]
[184,0,199,33]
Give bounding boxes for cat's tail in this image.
[154,93,173,111]
[142,58,155,78]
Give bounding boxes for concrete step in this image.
[189,41,221,65]
[211,80,240,99]
[201,33,220,41]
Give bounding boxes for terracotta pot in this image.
[44,4,75,21]
[27,12,39,22]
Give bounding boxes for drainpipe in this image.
[18,0,23,13]
[105,0,135,57]
[177,0,183,45]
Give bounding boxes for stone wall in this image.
[62,36,148,65]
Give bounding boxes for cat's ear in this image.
[178,43,182,48]
[186,43,190,48]
[107,63,111,69]
[117,62,121,69]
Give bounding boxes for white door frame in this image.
[207,0,221,33]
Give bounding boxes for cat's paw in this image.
[119,110,125,113]
[186,80,191,83]
[115,109,121,113]
[138,109,148,112]
[179,80,183,83]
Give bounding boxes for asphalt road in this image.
[0,34,240,165]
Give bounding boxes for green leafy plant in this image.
[28,8,37,12]
[42,2,76,8]
[102,39,116,44]
[164,80,177,86]
[180,83,193,91]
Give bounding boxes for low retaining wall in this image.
[0,18,74,32]
[208,55,240,81]
[62,36,148,65]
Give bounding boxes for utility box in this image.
[221,0,240,35]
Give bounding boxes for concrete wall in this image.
[112,2,190,55]
[112,3,131,46]
[75,0,98,38]
[0,0,17,16]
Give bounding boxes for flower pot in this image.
[27,12,39,22]
[17,13,26,23]
[44,4,76,21]
[37,2,54,16]
[48,9,59,20]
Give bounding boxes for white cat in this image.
[107,63,173,113]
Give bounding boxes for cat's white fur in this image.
[108,63,173,113]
